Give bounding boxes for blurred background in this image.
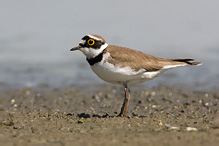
[0,0,218,90]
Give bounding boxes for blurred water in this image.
[0,0,218,90]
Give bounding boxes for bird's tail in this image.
[172,59,202,66]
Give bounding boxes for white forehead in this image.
[87,35,102,41]
[80,39,86,45]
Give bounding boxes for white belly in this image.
[90,60,161,85]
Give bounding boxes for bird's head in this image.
[71,34,108,59]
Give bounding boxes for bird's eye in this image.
[87,39,95,46]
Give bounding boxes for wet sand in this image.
[0,84,218,146]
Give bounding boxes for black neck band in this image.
[86,51,104,66]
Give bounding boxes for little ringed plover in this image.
[70,34,202,117]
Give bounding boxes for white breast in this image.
[90,52,162,85]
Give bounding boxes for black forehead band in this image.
[82,36,90,40]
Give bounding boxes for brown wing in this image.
[104,45,201,72]
[104,45,173,72]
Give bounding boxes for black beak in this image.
[70,46,81,51]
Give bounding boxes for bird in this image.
[70,34,202,117]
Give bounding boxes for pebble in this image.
[158,120,163,126]
[165,124,180,130]
[169,126,180,130]
[25,90,30,96]
[199,100,203,104]
[11,99,15,105]
[186,127,197,131]
[152,105,157,108]
[151,92,156,96]
[77,120,84,124]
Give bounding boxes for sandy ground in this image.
[0,84,218,146]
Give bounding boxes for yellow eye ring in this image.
[87,39,95,46]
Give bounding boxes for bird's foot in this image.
[117,111,126,117]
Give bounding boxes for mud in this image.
[0,84,218,146]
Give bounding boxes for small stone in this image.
[165,124,180,130]
[186,127,197,131]
[158,120,163,126]
[25,90,30,96]
[77,120,84,124]
[169,126,180,130]
[151,92,156,96]
[94,95,100,102]
[152,105,157,108]
[11,99,15,105]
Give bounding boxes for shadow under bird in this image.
[70,34,202,117]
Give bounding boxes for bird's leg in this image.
[118,84,130,117]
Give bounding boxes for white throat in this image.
[80,43,108,59]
